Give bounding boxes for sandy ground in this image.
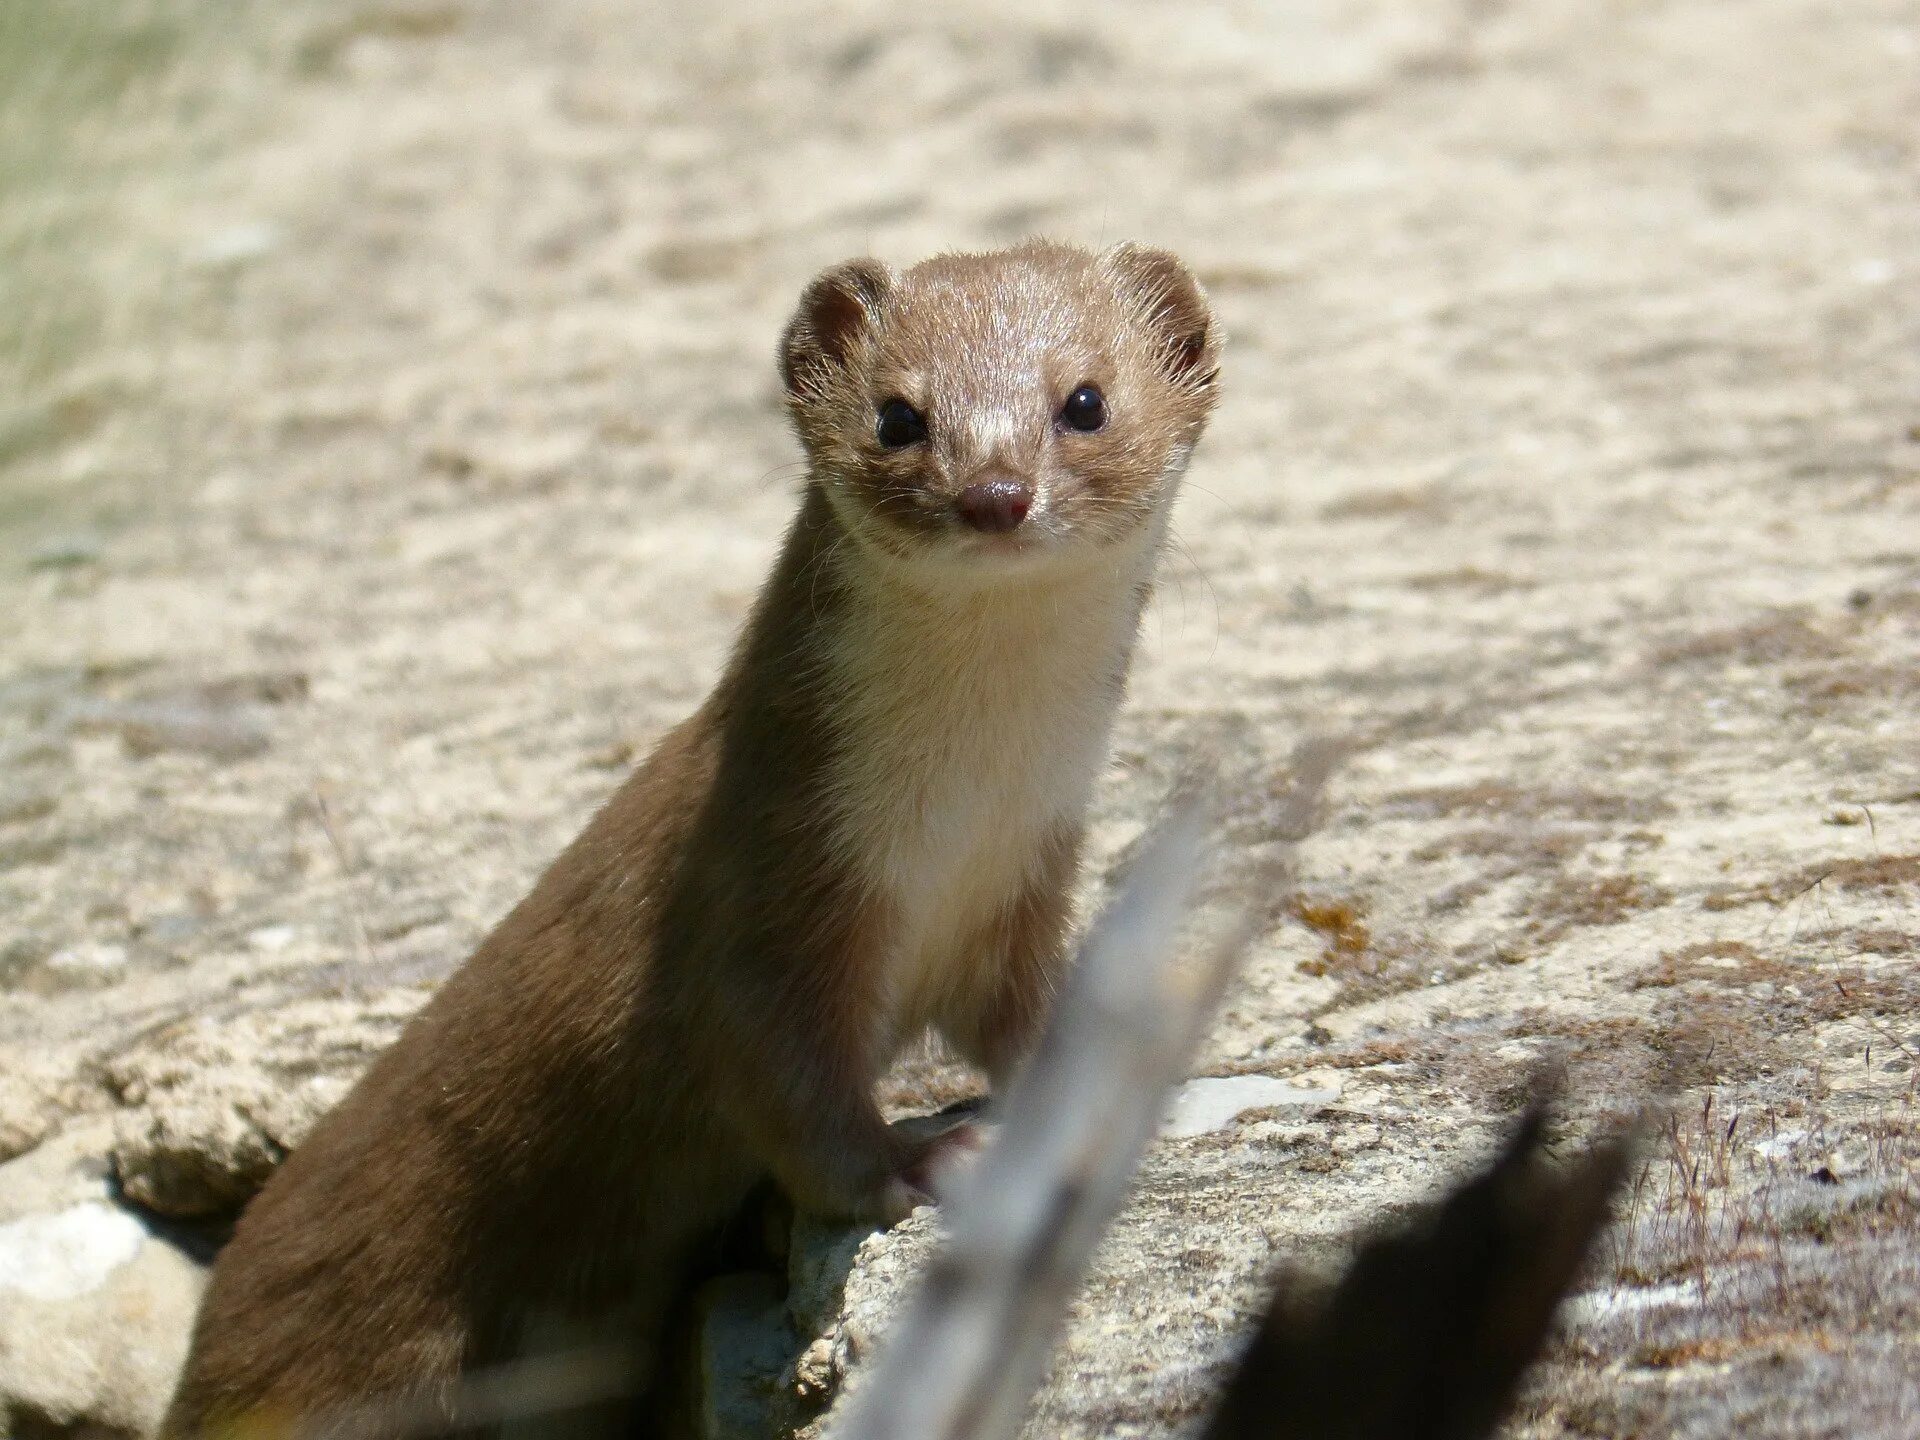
[3,0,1919,1435]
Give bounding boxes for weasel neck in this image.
[830,498,1160,708]
[810,477,1158,896]
[698,479,1170,1052]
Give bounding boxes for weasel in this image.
[161,239,1221,1437]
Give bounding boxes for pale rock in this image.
[104,998,412,1217]
[692,1273,791,1440]
[246,924,299,954]
[0,1129,206,1440]
[0,1203,146,1302]
[785,1214,879,1341]
[782,1211,943,1439]
[1160,1075,1342,1139]
[0,1077,55,1165]
[0,1209,203,1440]
[111,1090,283,1218]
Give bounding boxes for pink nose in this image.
[955,478,1033,534]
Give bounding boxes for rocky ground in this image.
[2,0,1918,1436]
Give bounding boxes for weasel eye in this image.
[876,399,927,449]
[1060,385,1105,432]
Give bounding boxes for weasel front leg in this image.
[703,999,924,1222]
[688,905,957,1225]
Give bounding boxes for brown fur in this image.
[162,240,1220,1438]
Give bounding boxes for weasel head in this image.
[779,240,1220,581]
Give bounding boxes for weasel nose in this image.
[955,478,1033,534]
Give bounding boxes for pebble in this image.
[188,221,281,268]
[69,700,272,761]
[26,533,103,570]
[0,1187,203,1439]
[138,913,206,952]
[1753,1128,1809,1160]
[247,924,298,953]
[46,942,130,975]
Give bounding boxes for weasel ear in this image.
[1100,243,1219,389]
[780,259,894,398]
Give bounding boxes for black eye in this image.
[1060,385,1105,432]
[876,399,927,449]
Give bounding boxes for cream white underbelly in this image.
[820,552,1149,1049]
[872,735,1097,1034]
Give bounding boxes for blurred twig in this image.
[830,745,1341,1440]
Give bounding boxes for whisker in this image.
[1162,526,1222,659]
